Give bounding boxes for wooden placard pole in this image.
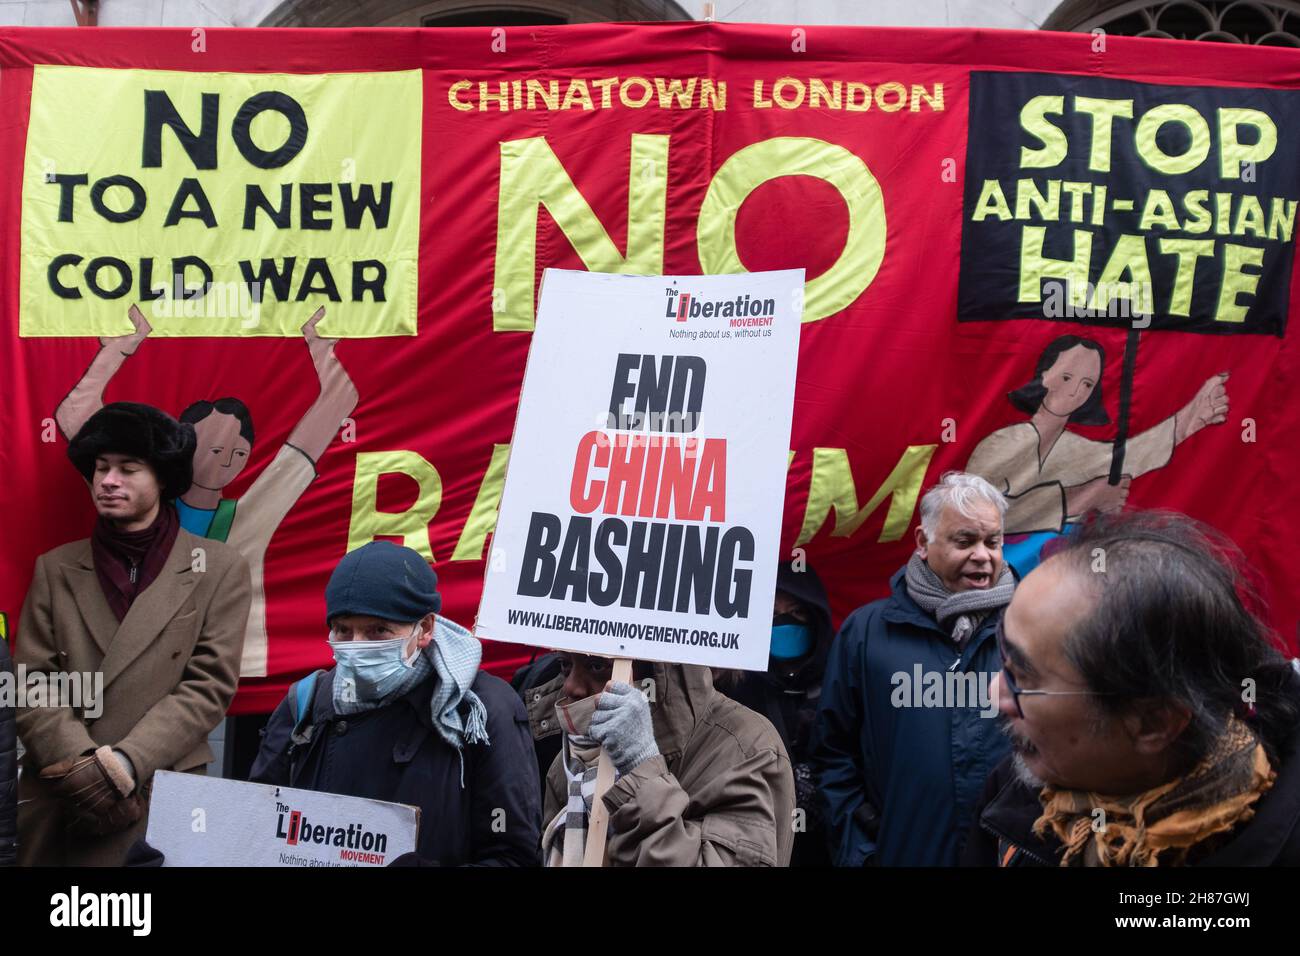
[582,657,633,867]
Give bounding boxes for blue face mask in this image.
[770,622,814,661]
[329,627,420,703]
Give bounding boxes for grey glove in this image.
[589,680,659,775]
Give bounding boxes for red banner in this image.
[2,24,1297,713]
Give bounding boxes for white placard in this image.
[476,268,803,671]
[145,771,420,867]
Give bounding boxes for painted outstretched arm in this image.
[1061,373,1228,520]
[54,304,151,440]
[970,373,1228,534]
[286,307,360,465]
[1174,371,1230,446]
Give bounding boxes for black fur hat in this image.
[67,402,196,499]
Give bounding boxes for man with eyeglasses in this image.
[811,472,1015,866]
[965,511,1300,866]
[540,651,795,866]
[249,541,541,866]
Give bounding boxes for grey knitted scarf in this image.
[904,552,1015,645]
[332,615,489,787]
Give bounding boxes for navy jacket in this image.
[810,567,1010,866]
[249,667,541,867]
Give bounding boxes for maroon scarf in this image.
[91,503,180,622]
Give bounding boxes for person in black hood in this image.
[716,558,834,866]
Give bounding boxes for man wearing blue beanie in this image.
[250,541,541,866]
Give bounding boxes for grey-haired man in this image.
[810,471,1015,866]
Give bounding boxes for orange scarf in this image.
[1033,717,1275,867]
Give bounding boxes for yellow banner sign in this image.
[21,66,421,337]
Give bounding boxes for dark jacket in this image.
[0,634,15,866]
[721,561,834,866]
[249,666,541,867]
[964,708,1300,867]
[810,567,1010,867]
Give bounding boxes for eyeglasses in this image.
[556,653,614,677]
[995,620,1113,719]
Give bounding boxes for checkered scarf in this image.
[426,616,488,745]
[543,695,605,867]
[558,735,601,867]
[331,615,488,788]
[426,616,489,787]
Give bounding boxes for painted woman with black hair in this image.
[967,334,1229,541]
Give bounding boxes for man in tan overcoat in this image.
[16,402,251,866]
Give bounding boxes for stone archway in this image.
[260,0,693,28]
[1043,0,1300,45]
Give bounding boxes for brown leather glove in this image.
[67,793,145,837]
[40,745,144,836]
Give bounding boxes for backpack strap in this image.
[288,670,323,740]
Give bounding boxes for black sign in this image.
[958,71,1300,336]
